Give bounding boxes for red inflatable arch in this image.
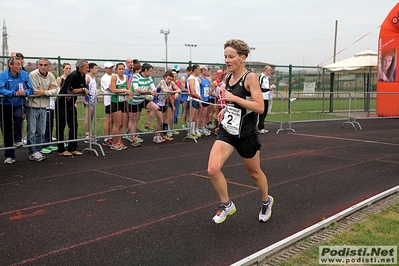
[376,2,399,116]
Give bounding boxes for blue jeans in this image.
[26,107,46,155]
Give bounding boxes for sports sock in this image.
[262,198,270,206]
[222,200,232,207]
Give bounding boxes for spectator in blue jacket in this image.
[0,56,33,164]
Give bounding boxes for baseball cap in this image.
[216,70,223,75]
[103,61,114,68]
[172,64,180,72]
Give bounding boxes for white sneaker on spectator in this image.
[153,136,163,144]
[195,129,201,137]
[14,142,24,148]
[29,151,46,162]
[200,128,210,136]
[206,123,216,129]
[4,158,16,164]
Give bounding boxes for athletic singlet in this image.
[111,74,127,103]
[128,73,145,105]
[155,80,172,107]
[60,77,66,87]
[209,80,216,100]
[85,75,97,103]
[182,74,189,89]
[131,73,155,103]
[221,71,259,138]
[180,74,189,100]
[199,76,210,102]
[187,75,200,100]
[216,82,226,108]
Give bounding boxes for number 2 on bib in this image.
[221,106,242,135]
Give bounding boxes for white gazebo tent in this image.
[323,49,378,112]
[323,49,377,72]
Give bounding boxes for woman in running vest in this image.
[207,39,274,224]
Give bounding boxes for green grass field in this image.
[276,202,399,266]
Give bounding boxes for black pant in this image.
[258,99,269,130]
[55,100,78,153]
[0,105,23,159]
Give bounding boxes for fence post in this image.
[288,64,292,111]
[329,72,334,112]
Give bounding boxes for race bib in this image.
[221,105,242,135]
[145,95,154,101]
[118,95,126,102]
[204,86,210,97]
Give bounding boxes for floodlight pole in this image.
[185,44,197,63]
[160,29,170,71]
[249,47,256,63]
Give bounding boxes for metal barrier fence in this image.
[2,91,399,160]
[89,93,191,151]
[268,92,285,134]
[351,91,399,130]
[286,92,353,133]
[0,93,101,159]
[0,91,212,159]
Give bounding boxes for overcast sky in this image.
[2,0,398,67]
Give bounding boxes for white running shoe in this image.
[212,202,236,224]
[259,195,274,222]
[206,123,216,129]
[200,128,211,136]
[29,151,46,162]
[14,142,24,148]
[259,129,269,134]
[195,129,201,137]
[4,157,16,164]
[153,136,163,144]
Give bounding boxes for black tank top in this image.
[221,71,259,138]
[60,77,65,87]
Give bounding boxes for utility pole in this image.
[2,20,9,71]
[160,29,170,71]
[333,20,338,63]
[330,20,338,113]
